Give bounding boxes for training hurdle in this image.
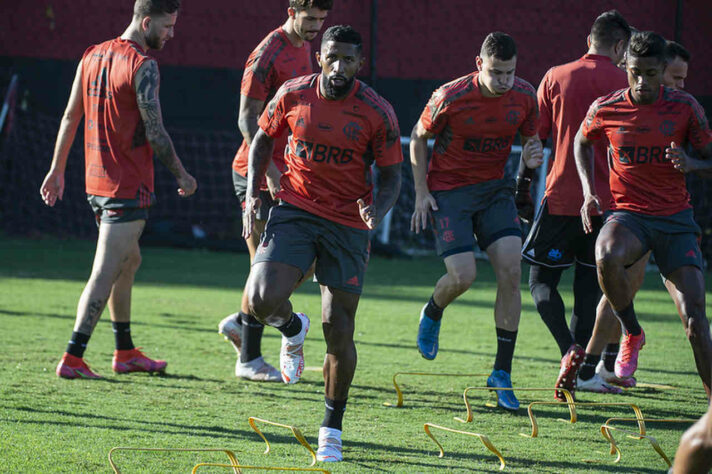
[108,447,240,474]
[600,417,696,467]
[383,372,490,408]
[248,417,317,466]
[423,423,506,471]
[524,401,645,438]
[192,463,330,473]
[453,386,575,423]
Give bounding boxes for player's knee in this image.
[496,264,521,290]
[245,288,274,320]
[685,316,711,343]
[448,267,476,292]
[125,249,142,273]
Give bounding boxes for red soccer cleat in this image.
[615,329,645,379]
[56,353,102,379]
[112,348,167,374]
[554,344,585,401]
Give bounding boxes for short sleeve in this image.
[258,87,288,138]
[537,71,552,140]
[240,49,278,101]
[373,102,404,168]
[686,98,712,152]
[419,87,449,134]
[581,100,604,141]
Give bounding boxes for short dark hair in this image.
[134,0,181,17]
[289,0,333,11]
[321,25,362,51]
[628,31,667,64]
[590,10,631,48]
[480,32,516,61]
[665,40,691,63]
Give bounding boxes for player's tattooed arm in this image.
[238,95,265,147]
[135,60,197,197]
[243,128,275,239]
[372,163,402,227]
[574,127,600,234]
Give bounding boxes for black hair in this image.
[665,40,691,63]
[289,0,333,11]
[321,25,362,52]
[627,31,667,64]
[590,10,631,48]
[134,0,180,17]
[480,32,516,61]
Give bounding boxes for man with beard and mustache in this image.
[40,0,197,379]
[242,25,403,461]
[218,0,332,382]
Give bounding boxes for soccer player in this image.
[39,0,197,379]
[663,41,689,91]
[411,32,543,411]
[517,10,631,399]
[242,25,402,461]
[575,31,712,397]
[218,0,332,382]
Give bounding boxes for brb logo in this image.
[617,146,668,164]
[463,136,512,153]
[293,138,355,164]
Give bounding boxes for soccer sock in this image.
[66,331,91,358]
[613,303,641,336]
[112,322,135,351]
[603,344,620,372]
[423,295,443,321]
[240,312,264,363]
[571,263,600,348]
[529,265,571,356]
[277,313,302,338]
[578,353,600,381]
[493,328,518,373]
[322,397,347,431]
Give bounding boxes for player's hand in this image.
[177,172,197,197]
[522,139,544,169]
[667,141,695,173]
[410,191,438,234]
[242,194,262,239]
[514,186,534,224]
[40,169,65,207]
[357,198,377,230]
[580,193,601,234]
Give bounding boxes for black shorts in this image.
[522,198,602,268]
[253,203,370,294]
[233,170,276,221]
[431,178,522,257]
[88,192,154,226]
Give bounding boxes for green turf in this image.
[0,235,709,473]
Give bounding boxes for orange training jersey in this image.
[81,37,153,200]
[420,72,538,191]
[582,86,712,216]
[538,54,627,215]
[232,27,313,177]
[258,74,403,229]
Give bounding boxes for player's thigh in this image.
[473,192,522,253]
[320,285,360,327]
[596,213,648,266]
[443,251,477,283]
[664,265,706,320]
[625,250,651,293]
[486,235,523,282]
[431,188,477,258]
[93,219,146,278]
[313,218,370,295]
[253,204,317,276]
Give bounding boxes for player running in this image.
[218,0,332,382]
[40,0,197,379]
[575,31,712,397]
[242,25,402,461]
[411,32,543,411]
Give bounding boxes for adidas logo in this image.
[686,249,696,258]
[346,275,359,286]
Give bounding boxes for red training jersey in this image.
[258,74,403,229]
[420,72,538,191]
[538,54,627,215]
[81,37,153,200]
[581,86,712,215]
[232,27,313,177]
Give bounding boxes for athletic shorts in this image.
[522,198,602,268]
[604,208,703,276]
[233,170,275,221]
[431,178,522,257]
[253,202,370,294]
[88,193,154,226]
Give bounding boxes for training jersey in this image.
[538,54,627,215]
[81,37,153,200]
[258,74,403,229]
[420,71,538,191]
[232,27,313,178]
[582,86,712,215]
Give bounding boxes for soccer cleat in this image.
[112,348,167,374]
[235,356,281,382]
[596,360,637,388]
[487,369,520,411]
[56,353,102,379]
[280,313,310,384]
[417,304,441,360]
[577,373,623,394]
[554,344,585,401]
[316,427,343,462]
[615,329,645,379]
[218,313,242,355]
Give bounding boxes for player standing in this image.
[40,0,197,378]
[411,32,543,411]
[218,0,332,382]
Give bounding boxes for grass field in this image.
[0,235,710,473]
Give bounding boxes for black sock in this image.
[240,312,264,363]
[424,295,443,321]
[493,328,518,373]
[578,353,600,380]
[529,265,571,355]
[613,303,641,335]
[66,331,91,358]
[571,263,600,348]
[277,313,302,338]
[322,397,347,431]
[112,322,135,351]
[603,344,620,372]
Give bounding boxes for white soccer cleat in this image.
[218,313,242,355]
[280,313,310,384]
[577,373,623,394]
[596,360,637,388]
[235,356,281,382]
[316,427,343,462]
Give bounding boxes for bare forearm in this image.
[374,166,402,225]
[238,114,260,148]
[50,114,82,172]
[247,131,275,194]
[410,137,430,194]
[146,124,185,178]
[574,138,596,196]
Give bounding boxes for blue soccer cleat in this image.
[417,304,441,360]
[487,369,520,411]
